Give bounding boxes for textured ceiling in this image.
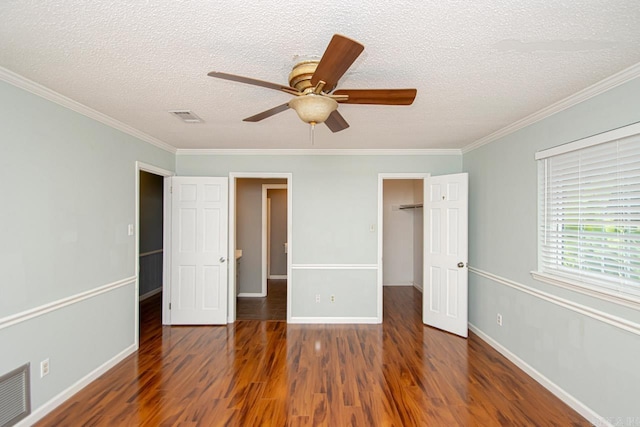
[1,1,640,150]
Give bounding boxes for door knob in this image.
[457,262,465,268]
[220,257,226,263]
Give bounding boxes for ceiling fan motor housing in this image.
[288,60,319,92]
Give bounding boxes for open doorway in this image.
[264,184,288,283]
[378,174,428,322]
[139,170,164,301]
[233,177,289,321]
[135,162,173,344]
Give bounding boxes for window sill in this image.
[530,271,640,310]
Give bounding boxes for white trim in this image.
[289,316,380,324]
[531,271,640,311]
[177,148,461,156]
[290,264,378,270]
[462,62,640,154]
[269,275,288,280]
[0,276,136,331]
[534,121,640,160]
[139,287,162,301]
[262,184,288,297]
[468,324,611,427]
[17,343,138,427]
[0,66,176,154]
[413,282,423,292]
[470,267,640,336]
[237,292,267,298]
[229,172,293,323]
[139,249,163,257]
[162,176,172,325]
[137,162,174,177]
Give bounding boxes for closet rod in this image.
[399,203,423,210]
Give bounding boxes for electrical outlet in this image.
[497,313,503,326]
[330,295,335,303]
[315,294,321,303]
[41,358,50,377]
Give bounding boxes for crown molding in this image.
[176,148,462,156]
[461,61,640,154]
[0,66,177,154]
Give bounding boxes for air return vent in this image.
[168,110,203,123]
[0,363,30,427]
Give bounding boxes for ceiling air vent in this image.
[168,110,203,123]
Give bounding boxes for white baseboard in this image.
[383,283,413,287]
[268,275,287,280]
[468,323,610,427]
[289,316,380,324]
[237,292,266,298]
[139,287,162,301]
[413,282,423,292]
[18,343,138,427]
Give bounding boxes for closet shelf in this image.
[399,203,423,210]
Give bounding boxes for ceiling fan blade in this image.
[324,110,350,133]
[311,34,364,92]
[243,103,290,122]
[333,89,417,105]
[208,71,299,94]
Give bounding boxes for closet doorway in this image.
[378,174,428,321]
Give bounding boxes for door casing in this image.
[263,183,288,293]
[135,161,174,332]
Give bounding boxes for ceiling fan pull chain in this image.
[310,122,315,145]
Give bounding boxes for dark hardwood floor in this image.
[36,286,589,426]
[237,279,287,320]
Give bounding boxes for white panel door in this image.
[423,173,468,337]
[170,177,228,324]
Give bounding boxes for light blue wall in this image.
[463,77,640,420]
[177,154,462,318]
[0,81,174,414]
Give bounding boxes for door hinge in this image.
[170,186,173,194]
[169,302,171,310]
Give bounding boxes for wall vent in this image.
[0,363,31,427]
[168,110,203,123]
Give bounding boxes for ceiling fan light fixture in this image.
[288,94,337,125]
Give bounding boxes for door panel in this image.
[170,177,228,325]
[423,173,468,337]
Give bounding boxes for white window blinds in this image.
[538,131,640,298]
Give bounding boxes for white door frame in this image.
[134,162,174,340]
[377,173,430,322]
[229,173,293,323]
[262,183,288,294]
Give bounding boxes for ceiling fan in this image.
[207,34,417,133]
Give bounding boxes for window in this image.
[536,123,640,301]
